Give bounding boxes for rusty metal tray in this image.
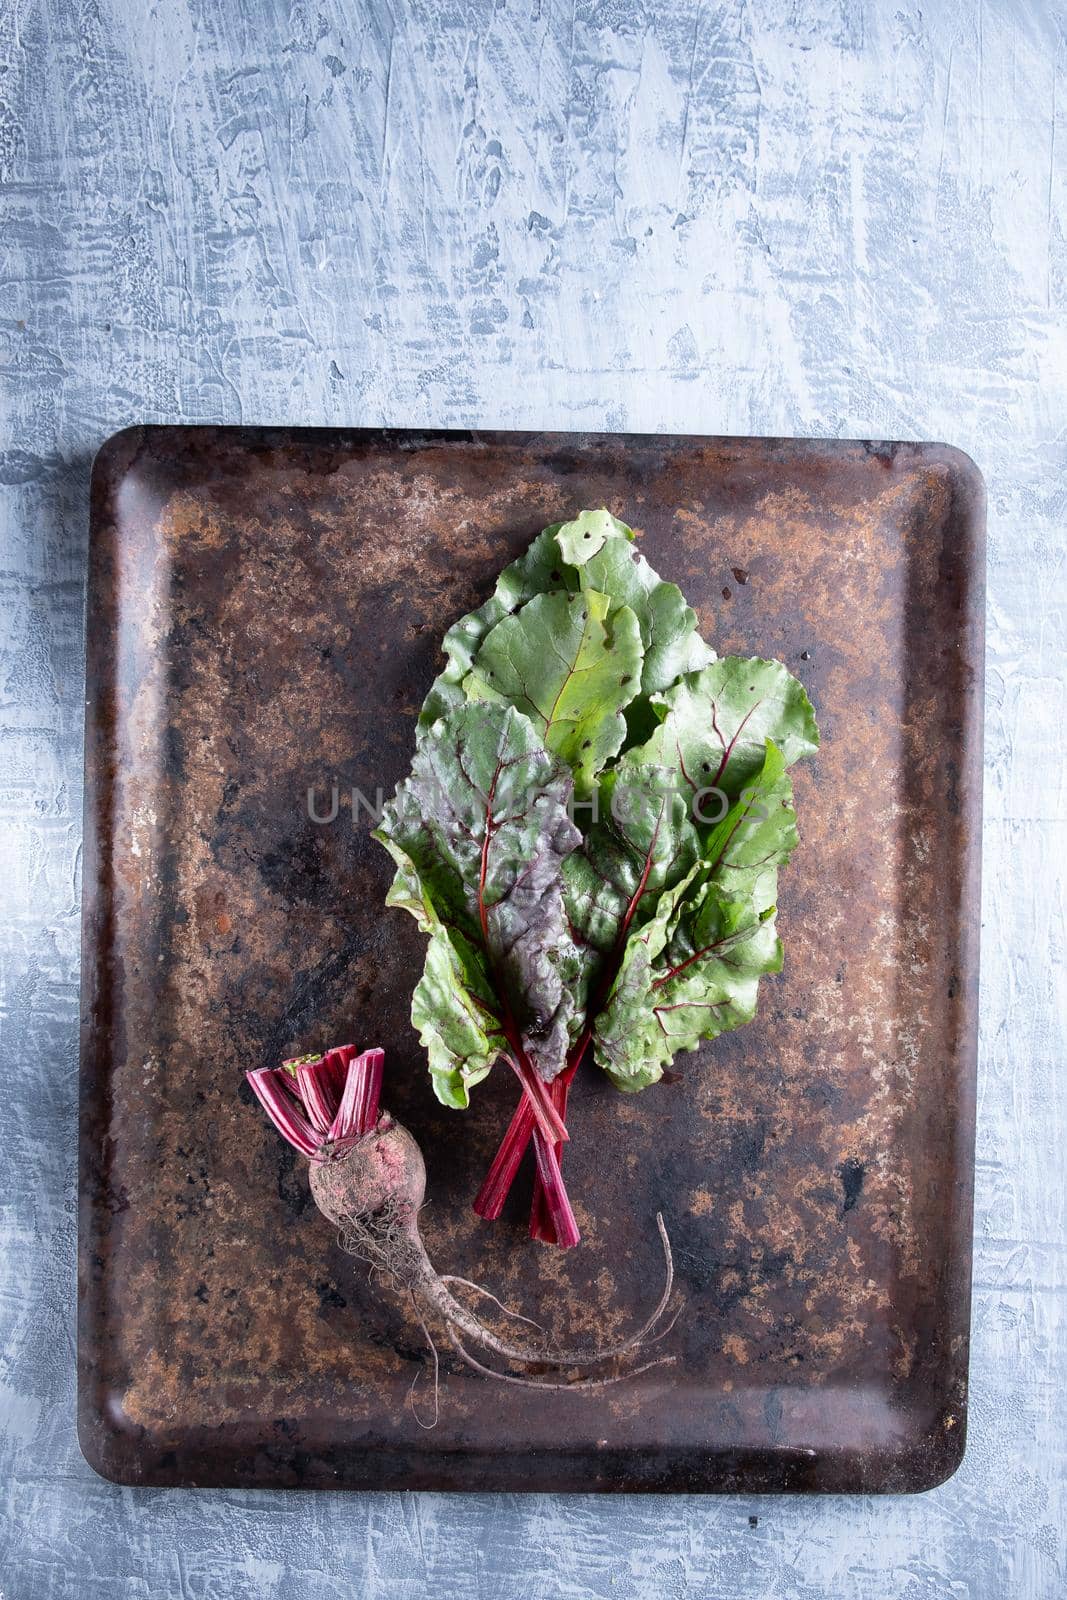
[79,427,983,1493]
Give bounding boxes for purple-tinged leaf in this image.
[375,700,582,1086]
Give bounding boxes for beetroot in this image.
[247,1047,677,1395]
[309,1116,426,1233]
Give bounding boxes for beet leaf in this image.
[627,655,819,798]
[374,699,582,1092]
[461,589,644,798]
[555,509,714,723]
[593,740,796,1089]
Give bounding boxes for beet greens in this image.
[375,509,819,1246]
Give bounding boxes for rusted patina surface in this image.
[78,428,983,1492]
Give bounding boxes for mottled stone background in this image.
[0,1,1063,1597]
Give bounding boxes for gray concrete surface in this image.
[1,1,1064,1596]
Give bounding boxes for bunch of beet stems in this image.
[476,960,627,1248]
[476,1040,585,1247]
[480,985,580,1249]
[475,844,659,1247]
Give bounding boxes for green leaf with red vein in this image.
[592,741,796,1089]
[562,762,702,995]
[626,656,818,804]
